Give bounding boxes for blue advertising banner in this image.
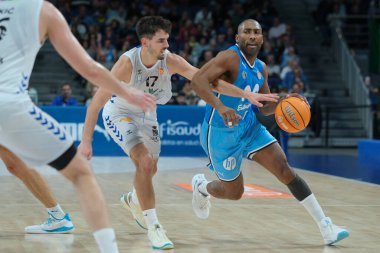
[41,106,206,157]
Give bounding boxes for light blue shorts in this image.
[200,121,277,181]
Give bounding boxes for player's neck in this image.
[140,48,158,68]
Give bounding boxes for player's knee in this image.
[61,154,93,183]
[276,160,295,184]
[137,154,155,175]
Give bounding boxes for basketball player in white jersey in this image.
[79,16,278,250]
[0,1,156,253]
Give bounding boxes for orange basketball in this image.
[275,96,311,133]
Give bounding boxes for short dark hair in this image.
[237,19,261,33]
[136,16,172,40]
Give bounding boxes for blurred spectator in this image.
[97,39,117,69]
[198,50,214,68]
[266,54,281,88]
[280,46,299,68]
[268,17,286,40]
[174,92,188,105]
[182,80,199,105]
[85,84,99,106]
[283,65,308,91]
[51,83,78,106]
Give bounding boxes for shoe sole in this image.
[152,242,174,250]
[120,194,147,230]
[327,230,350,245]
[25,227,75,234]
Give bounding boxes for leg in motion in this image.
[0,145,74,234]
[253,143,349,245]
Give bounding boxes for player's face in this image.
[236,21,263,57]
[147,30,170,60]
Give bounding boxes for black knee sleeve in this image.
[286,174,312,201]
[49,143,77,171]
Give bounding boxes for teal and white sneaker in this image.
[120,192,147,230]
[319,217,349,245]
[25,213,74,234]
[148,224,174,250]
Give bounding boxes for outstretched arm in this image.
[79,56,133,160]
[40,2,155,112]
[167,53,278,107]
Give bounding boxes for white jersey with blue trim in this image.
[204,44,265,128]
[105,46,172,116]
[0,0,43,96]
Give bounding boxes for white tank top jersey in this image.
[0,0,43,96]
[106,47,172,115]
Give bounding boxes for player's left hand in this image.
[216,104,241,128]
[286,93,310,108]
[244,92,279,107]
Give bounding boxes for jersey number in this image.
[146,76,158,87]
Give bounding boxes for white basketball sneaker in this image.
[192,174,211,219]
[319,217,349,245]
[25,213,74,234]
[147,224,174,250]
[120,192,147,230]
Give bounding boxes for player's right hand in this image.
[244,92,279,107]
[125,88,156,112]
[78,141,93,160]
[216,104,241,128]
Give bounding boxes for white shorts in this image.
[102,106,160,157]
[0,95,73,166]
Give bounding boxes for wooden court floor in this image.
[0,159,379,253]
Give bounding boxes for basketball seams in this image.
[280,101,302,130]
[286,99,307,127]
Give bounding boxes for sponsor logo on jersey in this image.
[223,157,236,171]
[242,71,247,79]
[237,103,251,111]
[120,117,133,123]
[257,71,261,79]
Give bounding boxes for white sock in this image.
[47,204,65,220]
[198,180,209,196]
[132,187,140,205]
[143,208,159,229]
[93,228,119,253]
[300,194,326,225]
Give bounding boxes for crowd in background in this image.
[38,0,310,106]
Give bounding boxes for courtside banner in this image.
[42,106,206,156]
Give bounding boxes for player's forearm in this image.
[212,79,246,98]
[82,63,131,100]
[82,102,102,143]
[192,77,224,109]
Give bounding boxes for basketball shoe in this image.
[120,192,147,230]
[25,213,74,234]
[148,224,174,250]
[319,217,349,245]
[192,174,211,219]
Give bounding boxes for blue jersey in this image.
[204,44,265,128]
[200,45,277,181]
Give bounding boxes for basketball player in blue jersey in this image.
[191,19,349,246]
[0,1,156,252]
